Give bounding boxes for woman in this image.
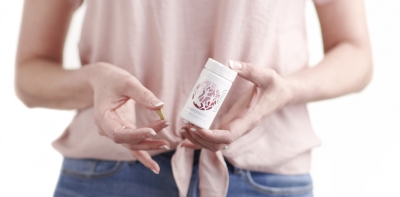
[15,0,372,196]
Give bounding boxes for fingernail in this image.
[190,127,196,132]
[151,100,164,107]
[179,129,186,133]
[159,145,170,150]
[165,122,171,126]
[183,120,188,124]
[145,130,157,138]
[152,169,159,174]
[229,60,242,70]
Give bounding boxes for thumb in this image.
[229,60,275,87]
[124,77,164,110]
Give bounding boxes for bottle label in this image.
[180,69,232,129]
[192,81,221,111]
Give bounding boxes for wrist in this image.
[83,62,112,88]
[283,77,301,105]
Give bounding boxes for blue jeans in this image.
[55,151,313,197]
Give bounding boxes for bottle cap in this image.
[205,58,237,82]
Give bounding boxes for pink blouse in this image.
[54,0,330,196]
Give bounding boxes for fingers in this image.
[188,125,233,145]
[181,127,226,152]
[98,109,170,144]
[180,139,202,150]
[142,120,171,134]
[96,109,129,141]
[123,139,171,151]
[111,127,156,144]
[130,150,160,174]
[180,128,209,150]
[185,113,254,146]
[229,60,276,88]
[123,77,164,110]
[181,132,209,150]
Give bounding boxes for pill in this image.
[158,109,164,120]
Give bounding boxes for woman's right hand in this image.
[88,62,170,174]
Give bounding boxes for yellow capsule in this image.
[158,109,164,120]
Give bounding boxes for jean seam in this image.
[244,170,313,195]
[61,161,123,179]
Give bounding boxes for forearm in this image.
[14,0,90,109]
[286,41,372,104]
[15,58,94,110]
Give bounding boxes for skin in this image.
[15,0,170,174]
[15,0,372,172]
[181,0,373,151]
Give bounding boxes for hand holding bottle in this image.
[181,61,294,151]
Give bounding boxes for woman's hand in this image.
[181,0,374,151]
[89,62,170,173]
[15,0,170,174]
[180,61,294,151]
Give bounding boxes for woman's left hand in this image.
[180,61,294,151]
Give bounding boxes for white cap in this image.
[204,58,237,82]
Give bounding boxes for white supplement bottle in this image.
[180,58,237,129]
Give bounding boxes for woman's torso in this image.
[54,0,321,175]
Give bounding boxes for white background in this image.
[0,0,399,196]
